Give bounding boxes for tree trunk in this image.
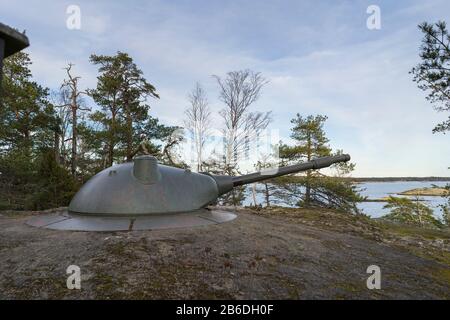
[305,172,311,206]
[54,131,60,164]
[264,182,270,207]
[126,109,133,162]
[71,104,77,177]
[232,189,237,206]
[305,133,312,206]
[109,109,117,167]
[252,183,257,206]
[196,132,202,171]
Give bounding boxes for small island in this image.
[397,187,449,197]
[360,186,449,202]
[363,196,427,202]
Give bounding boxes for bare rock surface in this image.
[0,207,449,299]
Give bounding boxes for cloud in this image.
[1,0,449,176]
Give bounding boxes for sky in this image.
[1,0,449,177]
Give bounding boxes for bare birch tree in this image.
[213,70,271,173]
[184,83,211,171]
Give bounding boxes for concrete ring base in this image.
[25,209,237,232]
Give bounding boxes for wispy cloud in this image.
[1,0,449,176]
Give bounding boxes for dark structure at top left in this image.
[0,22,30,83]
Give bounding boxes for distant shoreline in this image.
[348,177,450,182]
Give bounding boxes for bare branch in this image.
[213,70,271,169]
[184,82,212,171]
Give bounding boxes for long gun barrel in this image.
[209,154,351,196]
[233,154,350,186]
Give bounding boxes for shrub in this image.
[383,196,442,228]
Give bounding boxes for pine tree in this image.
[0,52,74,209]
[278,114,361,212]
[383,196,442,228]
[88,52,159,166]
[411,21,450,133]
[0,52,55,154]
[280,114,331,206]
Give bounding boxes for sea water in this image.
[243,181,449,219]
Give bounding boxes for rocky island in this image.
[398,187,449,197]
